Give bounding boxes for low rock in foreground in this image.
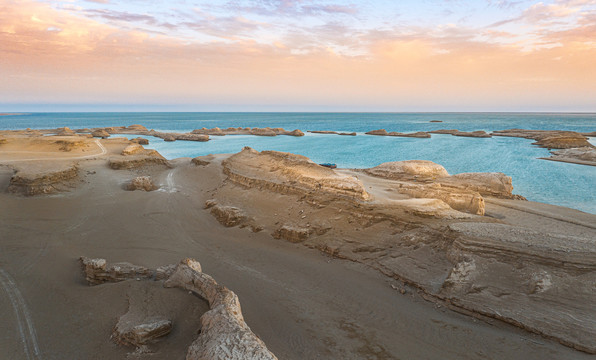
[126,176,158,191]
[8,163,79,196]
[80,257,277,359]
[165,259,278,360]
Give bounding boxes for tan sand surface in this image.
[0,138,594,359]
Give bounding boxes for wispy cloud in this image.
[0,0,594,110]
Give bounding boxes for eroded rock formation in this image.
[191,127,303,137]
[80,257,153,285]
[80,257,277,358]
[365,130,431,138]
[113,313,172,347]
[209,204,248,227]
[541,147,596,166]
[206,150,596,353]
[8,164,79,196]
[365,160,450,180]
[151,132,209,142]
[130,137,149,145]
[126,176,158,191]
[191,157,210,166]
[108,149,169,170]
[92,129,110,138]
[222,147,370,201]
[121,143,145,155]
[164,259,278,360]
[443,223,596,353]
[492,129,594,149]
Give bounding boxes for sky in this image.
[0,0,595,112]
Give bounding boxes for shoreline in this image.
[2,125,595,167]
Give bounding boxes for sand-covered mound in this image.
[222,147,370,200]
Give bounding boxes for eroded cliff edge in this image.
[203,147,596,354]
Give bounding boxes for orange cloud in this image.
[0,0,595,110]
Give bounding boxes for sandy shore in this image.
[0,134,594,359]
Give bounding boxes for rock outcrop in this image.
[108,148,169,170]
[130,137,149,145]
[492,129,593,149]
[113,313,172,347]
[388,132,431,138]
[438,172,514,198]
[541,147,596,166]
[80,257,153,285]
[151,132,210,142]
[56,127,76,136]
[191,157,210,166]
[222,147,369,201]
[365,129,388,136]
[365,130,430,138]
[272,225,311,243]
[8,164,79,196]
[191,127,304,137]
[121,143,145,155]
[428,130,491,138]
[396,183,485,215]
[109,156,169,170]
[365,160,450,180]
[126,176,158,191]
[453,130,491,138]
[428,129,460,135]
[210,204,248,227]
[309,131,356,136]
[127,124,148,131]
[309,130,339,134]
[92,129,110,138]
[443,223,596,353]
[164,259,278,360]
[366,161,518,200]
[55,139,88,152]
[532,134,592,149]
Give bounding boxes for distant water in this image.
[1,112,595,214]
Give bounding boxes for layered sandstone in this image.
[108,146,169,170]
[366,160,450,180]
[191,127,304,137]
[541,147,596,166]
[207,150,596,353]
[365,129,430,138]
[8,163,79,196]
[492,129,593,149]
[150,131,209,142]
[80,257,153,285]
[443,223,596,353]
[222,147,369,200]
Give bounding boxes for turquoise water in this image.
[1,112,595,213]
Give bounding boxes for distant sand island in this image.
[0,125,595,358]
